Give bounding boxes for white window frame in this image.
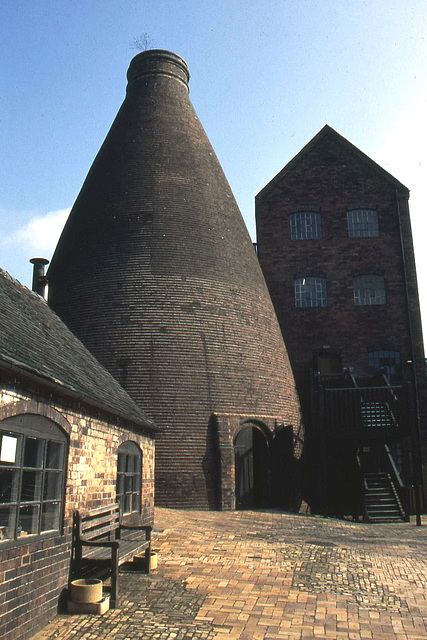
[290,212,322,240]
[369,350,401,381]
[354,275,385,305]
[116,441,142,515]
[295,277,327,308]
[347,209,379,238]
[0,417,67,542]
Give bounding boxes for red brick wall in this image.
[0,534,70,640]
[0,380,155,640]
[256,134,424,380]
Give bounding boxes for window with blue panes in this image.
[295,277,327,307]
[116,441,142,515]
[347,209,379,237]
[0,416,67,542]
[290,212,322,240]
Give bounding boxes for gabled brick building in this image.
[256,125,426,518]
[0,268,158,640]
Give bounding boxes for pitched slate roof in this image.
[257,124,409,199]
[0,268,157,432]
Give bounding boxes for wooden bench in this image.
[71,502,152,607]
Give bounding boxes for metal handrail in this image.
[319,384,409,437]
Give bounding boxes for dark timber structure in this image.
[256,125,426,521]
[48,50,303,511]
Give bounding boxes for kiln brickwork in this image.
[48,50,302,510]
[0,270,156,640]
[256,125,426,514]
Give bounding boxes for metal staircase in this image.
[361,401,397,430]
[311,369,412,519]
[364,472,406,523]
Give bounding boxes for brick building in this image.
[256,125,426,519]
[47,50,303,512]
[0,268,157,640]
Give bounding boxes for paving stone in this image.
[31,508,427,640]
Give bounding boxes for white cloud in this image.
[1,207,71,287]
[4,208,70,255]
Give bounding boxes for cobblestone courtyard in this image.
[33,508,427,640]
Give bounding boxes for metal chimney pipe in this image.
[29,258,49,298]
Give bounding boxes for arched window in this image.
[290,212,322,240]
[116,441,142,515]
[354,275,385,305]
[0,415,67,541]
[347,209,379,237]
[295,277,327,307]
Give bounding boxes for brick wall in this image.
[255,127,427,502]
[0,377,155,640]
[256,131,425,394]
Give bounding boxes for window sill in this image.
[0,529,66,551]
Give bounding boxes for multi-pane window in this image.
[354,275,385,305]
[295,277,327,307]
[290,212,322,240]
[0,417,67,542]
[347,209,379,237]
[369,350,401,382]
[116,441,141,515]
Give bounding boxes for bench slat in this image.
[81,512,120,530]
[80,529,117,541]
[80,522,118,540]
[83,539,149,562]
[80,503,120,519]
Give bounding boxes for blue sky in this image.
[1,0,427,343]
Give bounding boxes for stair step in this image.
[363,471,405,523]
[366,491,394,497]
[365,472,388,477]
[366,490,393,495]
[367,487,393,496]
[367,510,398,514]
[368,517,402,523]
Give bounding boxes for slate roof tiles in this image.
[0,268,157,432]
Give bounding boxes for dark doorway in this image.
[359,446,378,474]
[326,442,361,517]
[271,426,294,510]
[234,426,269,509]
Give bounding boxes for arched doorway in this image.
[234,426,269,509]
